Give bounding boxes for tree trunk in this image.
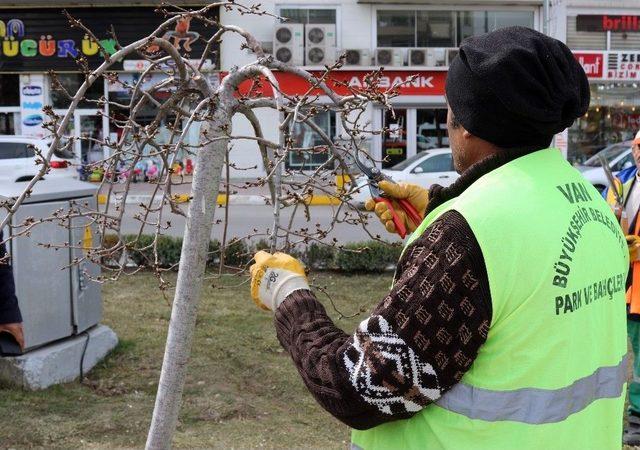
[145,107,230,449]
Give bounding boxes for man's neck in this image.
[426,147,544,215]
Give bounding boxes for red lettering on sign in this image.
[221,70,447,97]
[574,52,604,78]
[602,15,640,31]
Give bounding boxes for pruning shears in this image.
[354,148,423,239]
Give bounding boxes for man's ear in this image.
[462,129,474,140]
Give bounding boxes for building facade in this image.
[2,2,633,178]
[221,0,544,177]
[550,0,640,166]
[0,2,217,169]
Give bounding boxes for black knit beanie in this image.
[445,26,590,149]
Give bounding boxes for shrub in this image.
[305,243,336,270]
[333,241,402,273]
[101,234,402,272]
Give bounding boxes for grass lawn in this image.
[1,270,637,449]
[0,271,388,449]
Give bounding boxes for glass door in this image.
[381,108,407,168]
[416,108,449,150]
[74,110,104,180]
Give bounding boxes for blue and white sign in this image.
[19,74,46,138]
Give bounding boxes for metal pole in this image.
[543,0,549,35]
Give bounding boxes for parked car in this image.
[350,148,458,207]
[575,141,634,192]
[0,135,76,182]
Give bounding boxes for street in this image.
[118,201,399,245]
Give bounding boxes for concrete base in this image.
[0,324,118,390]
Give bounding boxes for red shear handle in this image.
[374,197,408,239]
[397,198,423,228]
[373,197,424,239]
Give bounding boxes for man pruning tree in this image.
[249,27,629,449]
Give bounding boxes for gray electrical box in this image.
[0,179,101,352]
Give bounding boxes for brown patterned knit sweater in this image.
[274,150,528,430]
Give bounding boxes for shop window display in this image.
[287,110,335,170]
[568,82,640,164]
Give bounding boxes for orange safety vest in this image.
[628,216,640,314]
[606,175,640,313]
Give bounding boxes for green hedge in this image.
[102,234,401,272]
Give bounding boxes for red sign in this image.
[221,70,447,97]
[574,52,604,79]
[577,15,640,32]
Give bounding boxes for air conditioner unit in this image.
[446,48,460,65]
[273,23,304,65]
[409,48,428,66]
[375,48,404,67]
[305,24,336,47]
[427,48,447,67]
[305,24,337,66]
[342,49,372,66]
[306,46,337,65]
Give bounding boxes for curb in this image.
[97,193,341,206]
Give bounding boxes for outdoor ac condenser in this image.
[375,48,404,67]
[342,49,372,66]
[427,48,447,67]
[273,23,304,65]
[447,48,460,65]
[409,48,428,66]
[305,24,337,66]
[0,179,101,352]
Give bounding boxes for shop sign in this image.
[574,52,604,79]
[225,70,447,97]
[611,112,640,130]
[19,74,46,138]
[606,52,640,80]
[577,15,640,32]
[0,8,218,72]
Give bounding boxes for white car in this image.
[575,141,634,192]
[350,148,458,207]
[0,135,76,182]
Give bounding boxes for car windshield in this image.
[583,143,631,167]
[388,151,430,171]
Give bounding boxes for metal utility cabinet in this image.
[0,179,101,352]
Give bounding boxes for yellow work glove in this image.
[364,180,428,235]
[627,235,640,263]
[250,251,309,311]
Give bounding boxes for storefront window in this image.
[0,113,20,135]
[568,82,640,165]
[288,110,335,170]
[51,74,104,109]
[417,11,455,47]
[417,109,449,150]
[377,10,415,47]
[378,9,535,47]
[0,75,19,107]
[280,8,336,24]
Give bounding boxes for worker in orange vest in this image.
[605,130,640,445]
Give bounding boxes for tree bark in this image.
[145,105,230,449]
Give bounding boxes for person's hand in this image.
[250,251,309,311]
[0,322,24,350]
[627,235,640,263]
[365,181,428,235]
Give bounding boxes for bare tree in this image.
[0,2,409,448]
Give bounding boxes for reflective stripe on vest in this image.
[435,354,628,424]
